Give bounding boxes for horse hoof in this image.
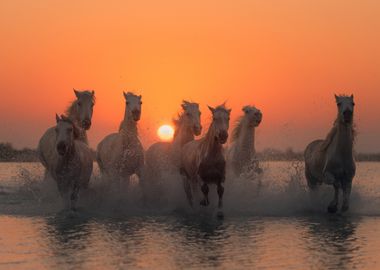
[216,211,224,219]
[341,204,349,212]
[327,205,338,213]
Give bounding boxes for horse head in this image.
[55,114,79,156]
[242,105,262,127]
[335,94,355,125]
[208,104,231,144]
[123,92,142,121]
[73,89,95,130]
[181,100,202,136]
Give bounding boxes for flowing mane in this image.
[231,116,245,143]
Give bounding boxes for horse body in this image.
[180,104,231,217]
[45,115,93,209]
[304,94,356,213]
[38,90,95,179]
[227,105,262,176]
[97,92,144,184]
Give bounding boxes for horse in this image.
[227,105,262,177]
[45,114,93,210]
[96,92,144,186]
[142,101,202,203]
[38,89,95,181]
[180,104,231,217]
[304,94,356,213]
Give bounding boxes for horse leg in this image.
[341,180,352,212]
[200,182,209,206]
[217,182,224,209]
[328,183,340,213]
[70,185,80,211]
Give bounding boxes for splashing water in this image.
[0,161,380,218]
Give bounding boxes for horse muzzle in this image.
[82,119,91,130]
[56,142,67,156]
[193,125,202,136]
[132,110,141,121]
[218,131,228,144]
[343,110,353,123]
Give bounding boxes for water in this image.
[1,162,380,269]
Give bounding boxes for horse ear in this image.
[73,89,80,98]
[350,94,354,99]
[334,94,339,102]
[208,105,215,114]
[123,91,127,99]
[139,95,142,99]
[91,90,95,96]
[55,113,60,123]
[227,109,232,115]
[242,106,249,114]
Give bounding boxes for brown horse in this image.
[180,104,231,218]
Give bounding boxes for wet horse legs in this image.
[217,182,224,208]
[200,182,209,206]
[328,183,339,213]
[342,180,352,212]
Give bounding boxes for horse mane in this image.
[65,91,96,119]
[231,115,245,143]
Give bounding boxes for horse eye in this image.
[140,102,142,105]
[352,102,355,106]
[78,102,82,107]
[337,102,342,106]
[126,102,129,105]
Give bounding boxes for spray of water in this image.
[1,161,380,217]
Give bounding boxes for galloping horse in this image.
[227,105,262,177]
[304,94,356,213]
[45,114,93,210]
[38,89,95,180]
[180,104,231,217]
[97,92,144,185]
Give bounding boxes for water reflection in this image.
[303,215,361,269]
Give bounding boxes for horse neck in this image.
[201,123,221,157]
[172,122,194,149]
[119,110,138,141]
[236,118,255,154]
[334,121,354,155]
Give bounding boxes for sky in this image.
[0,0,379,152]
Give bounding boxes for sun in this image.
[157,124,175,141]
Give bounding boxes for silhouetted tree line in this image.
[0,143,379,162]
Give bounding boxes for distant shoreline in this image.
[1,142,380,162]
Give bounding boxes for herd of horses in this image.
[37,89,356,216]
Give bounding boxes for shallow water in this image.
[1,162,380,269]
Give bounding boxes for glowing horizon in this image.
[0,1,379,152]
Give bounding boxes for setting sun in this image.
[157,125,175,141]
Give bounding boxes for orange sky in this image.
[0,0,379,152]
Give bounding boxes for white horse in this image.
[180,104,231,217]
[38,89,95,180]
[45,114,93,210]
[304,94,356,213]
[227,105,262,177]
[97,92,144,185]
[142,101,202,203]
